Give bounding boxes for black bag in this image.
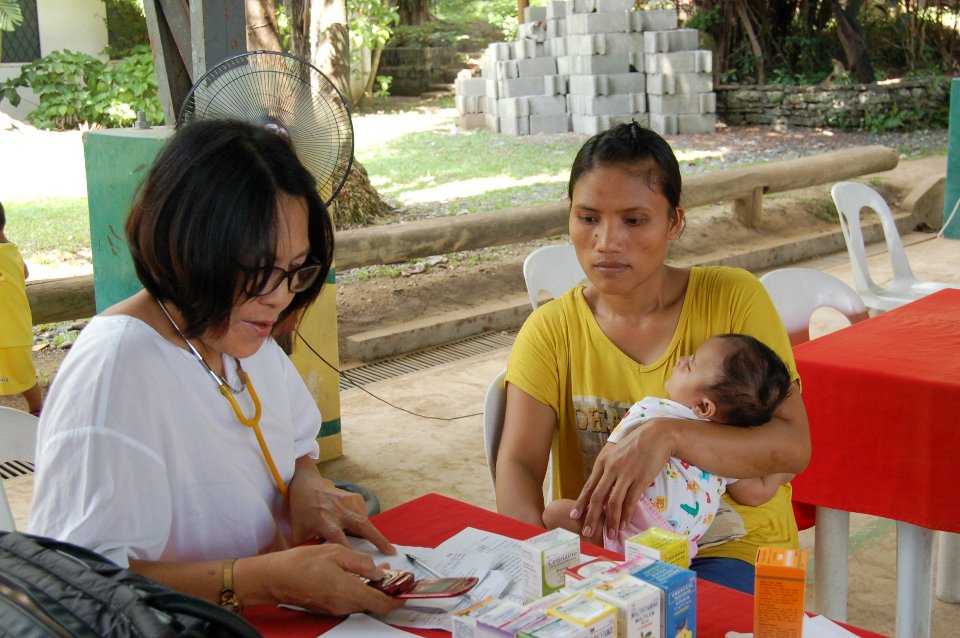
[0,531,262,637]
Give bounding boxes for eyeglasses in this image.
[245,261,323,296]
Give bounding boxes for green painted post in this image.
[944,78,960,238]
[83,127,174,312]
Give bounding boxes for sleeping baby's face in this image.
[664,337,728,412]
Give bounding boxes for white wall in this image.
[37,0,108,58]
[1,0,108,121]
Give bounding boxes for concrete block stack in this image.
[454,0,716,136]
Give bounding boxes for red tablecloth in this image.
[792,288,960,533]
[245,493,885,638]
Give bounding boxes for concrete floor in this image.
[5,234,959,636]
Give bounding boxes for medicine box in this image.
[606,555,656,579]
[592,575,662,638]
[518,616,590,638]
[565,557,621,583]
[527,591,575,612]
[476,600,526,638]
[563,572,615,595]
[501,609,551,637]
[628,560,697,638]
[624,527,690,568]
[452,597,499,638]
[497,593,578,638]
[753,547,807,638]
[548,593,618,638]
[521,528,581,600]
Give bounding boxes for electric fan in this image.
[178,50,353,205]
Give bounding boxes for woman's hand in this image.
[288,456,395,554]
[570,417,676,540]
[256,544,405,616]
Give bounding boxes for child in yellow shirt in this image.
[0,201,42,416]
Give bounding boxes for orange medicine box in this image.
[753,547,808,638]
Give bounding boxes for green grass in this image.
[356,121,722,214]
[4,197,90,264]
[357,126,581,213]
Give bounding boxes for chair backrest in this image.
[523,245,588,310]
[0,406,39,532]
[830,181,917,296]
[482,370,553,502]
[760,268,869,346]
[482,370,508,487]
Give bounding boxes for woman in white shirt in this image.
[29,119,404,617]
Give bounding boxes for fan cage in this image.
[178,51,354,206]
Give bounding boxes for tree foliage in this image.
[682,0,960,85]
[349,1,400,98]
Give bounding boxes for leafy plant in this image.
[0,45,163,130]
[0,0,23,31]
[485,7,518,40]
[103,0,148,59]
[349,0,400,99]
[372,75,392,97]
[275,3,291,52]
[0,0,24,63]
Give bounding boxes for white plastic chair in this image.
[482,369,508,488]
[760,267,869,532]
[0,406,39,532]
[523,244,588,309]
[759,268,870,346]
[482,369,553,502]
[831,181,959,313]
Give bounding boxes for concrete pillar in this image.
[944,77,960,238]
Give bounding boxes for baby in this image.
[544,333,794,553]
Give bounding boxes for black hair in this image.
[125,118,334,338]
[706,334,792,427]
[567,120,682,220]
[0,200,5,231]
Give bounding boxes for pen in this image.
[405,553,480,601]
[405,553,444,579]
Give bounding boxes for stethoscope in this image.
[156,298,288,499]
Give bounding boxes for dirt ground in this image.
[0,144,944,412]
[332,157,928,346]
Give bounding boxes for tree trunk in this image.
[330,160,395,230]
[363,46,383,96]
[310,0,350,98]
[734,0,764,84]
[396,0,432,26]
[246,0,283,51]
[285,0,311,59]
[280,0,395,227]
[831,0,875,83]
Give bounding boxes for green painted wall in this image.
[84,127,174,311]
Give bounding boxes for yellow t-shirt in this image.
[0,242,32,349]
[505,265,800,563]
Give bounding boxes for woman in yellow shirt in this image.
[496,122,811,593]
